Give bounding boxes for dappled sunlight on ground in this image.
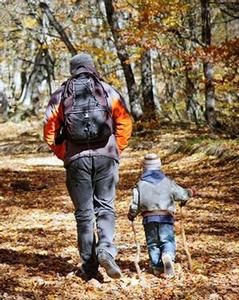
[0,121,238,299]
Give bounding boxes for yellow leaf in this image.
[22,17,38,29]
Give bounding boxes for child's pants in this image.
[143,222,176,271]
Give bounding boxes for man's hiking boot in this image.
[97,250,122,279]
[162,254,175,278]
[75,268,104,282]
[152,266,164,277]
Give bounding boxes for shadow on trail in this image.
[0,277,38,300]
[0,168,71,212]
[187,219,239,238]
[117,257,151,274]
[0,248,76,276]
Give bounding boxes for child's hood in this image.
[141,170,165,184]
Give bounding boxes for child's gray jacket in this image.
[129,170,191,218]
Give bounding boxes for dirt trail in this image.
[0,121,238,299]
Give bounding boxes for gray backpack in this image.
[62,69,113,144]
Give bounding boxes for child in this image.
[127,153,196,277]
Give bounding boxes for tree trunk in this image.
[103,0,142,119]
[201,0,217,128]
[0,90,8,122]
[39,2,77,56]
[141,50,156,118]
[184,2,203,124]
[19,46,54,114]
[185,68,202,124]
[203,62,216,127]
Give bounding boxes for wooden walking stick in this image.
[131,221,147,287]
[180,205,192,270]
[131,221,142,278]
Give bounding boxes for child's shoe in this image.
[162,254,175,278]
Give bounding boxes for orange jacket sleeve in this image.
[111,94,133,153]
[43,88,66,160]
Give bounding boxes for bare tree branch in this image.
[39,2,77,56]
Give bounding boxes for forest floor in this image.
[0,120,239,300]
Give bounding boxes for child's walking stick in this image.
[131,221,141,279]
[180,206,192,270]
[131,221,147,287]
[131,221,142,278]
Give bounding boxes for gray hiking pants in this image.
[66,156,119,274]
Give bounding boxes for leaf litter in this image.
[0,121,238,299]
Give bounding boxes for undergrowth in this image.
[170,137,239,162]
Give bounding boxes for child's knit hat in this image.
[143,153,162,171]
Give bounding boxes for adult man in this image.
[44,53,132,281]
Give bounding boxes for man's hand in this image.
[127,212,135,222]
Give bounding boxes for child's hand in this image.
[127,212,135,222]
[188,187,197,197]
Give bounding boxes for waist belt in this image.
[142,212,175,225]
[141,210,174,218]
